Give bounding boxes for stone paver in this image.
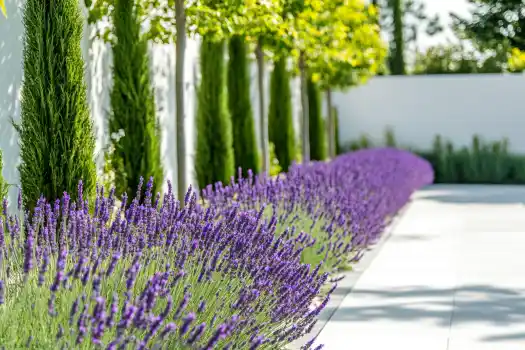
[315,185,525,350]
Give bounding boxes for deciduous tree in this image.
[308,0,386,158]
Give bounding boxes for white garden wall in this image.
[333,74,525,152]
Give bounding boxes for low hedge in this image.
[0,148,432,348]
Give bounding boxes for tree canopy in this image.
[0,0,6,18]
[452,0,525,51]
[308,1,386,91]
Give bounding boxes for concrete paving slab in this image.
[314,185,525,350]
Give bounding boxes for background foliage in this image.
[228,35,260,176]
[307,77,326,161]
[195,38,234,188]
[268,57,296,171]
[108,0,163,197]
[342,130,525,184]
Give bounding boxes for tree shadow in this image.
[416,184,525,205]
[321,284,525,343]
[0,0,24,206]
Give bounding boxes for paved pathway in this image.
[315,185,525,350]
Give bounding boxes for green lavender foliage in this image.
[227,35,260,176]
[384,127,397,147]
[109,0,163,197]
[195,38,234,189]
[16,0,97,210]
[307,77,326,161]
[0,150,8,199]
[268,57,295,171]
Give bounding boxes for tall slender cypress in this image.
[307,77,326,161]
[17,0,97,209]
[227,36,260,176]
[391,0,406,75]
[195,38,234,188]
[109,0,163,197]
[268,57,295,171]
[334,107,342,155]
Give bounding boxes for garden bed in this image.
[0,148,433,349]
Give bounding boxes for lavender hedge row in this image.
[203,148,434,273]
[0,148,432,349]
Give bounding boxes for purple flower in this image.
[204,324,227,349]
[0,280,4,305]
[106,293,118,328]
[106,252,120,277]
[179,312,196,336]
[159,323,177,338]
[23,228,34,275]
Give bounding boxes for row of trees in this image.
[10,0,524,210]
[192,0,386,188]
[6,0,386,210]
[87,0,386,189]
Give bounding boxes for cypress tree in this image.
[227,35,260,176]
[195,38,234,189]
[109,0,163,197]
[17,0,97,209]
[334,107,342,155]
[307,77,326,161]
[268,57,295,171]
[390,0,406,75]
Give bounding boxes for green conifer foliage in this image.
[17,0,97,209]
[268,57,296,170]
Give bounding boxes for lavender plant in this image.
[0,148,433,349]
[202,148,434,276]
[0,178,330,349]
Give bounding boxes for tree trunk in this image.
[299,52,310,163]
[175,0,187,201]
[326,88,336,159]
[255,38,269,176]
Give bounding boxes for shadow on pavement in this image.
[321,284,525,343]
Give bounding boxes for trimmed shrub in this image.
[0,147,432,348]
[0,179,331,348]
[195,38,234,188]
[204,148,434,273]
[308,77,327,161]
[108,0,163,197]
[17,0,97,210]
[227,35,260,176]
[268,57,296,170]
[343,130,525,184]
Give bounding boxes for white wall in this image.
[0,0,24,206]
[334,74,525,152]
